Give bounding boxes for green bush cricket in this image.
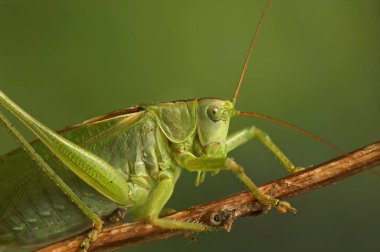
[0,0,380,252]
[0,0,298,250]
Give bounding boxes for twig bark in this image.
[38,141,380,252]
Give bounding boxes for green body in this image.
[0,89,299,250]
[0,1,303,249]
[0,96,235,249]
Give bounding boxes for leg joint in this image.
[225,158,244,173]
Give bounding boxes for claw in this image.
[276,201,297,214]
[77,238,89,252]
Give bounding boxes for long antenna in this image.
[239,110,380,178]
[232,1,380,179]
[232,0,271,104]
[238,111,344,152]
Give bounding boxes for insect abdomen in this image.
[0,182,91,249]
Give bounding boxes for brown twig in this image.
[38,141,380,252]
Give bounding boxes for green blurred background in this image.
[0,0,379,251]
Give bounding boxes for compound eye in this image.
[207,105,223,122]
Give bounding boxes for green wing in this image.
[0,108,145,216]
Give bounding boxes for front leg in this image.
[227,126,304,173]
[140,173,211,231]
[174,152,296,214]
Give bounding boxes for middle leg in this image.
[141,176,211,231]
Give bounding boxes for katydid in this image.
[0,0,335,251]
